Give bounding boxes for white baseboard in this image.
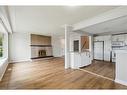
[71,67,80,69]
[9,59,32,63]
[115,79,127,86]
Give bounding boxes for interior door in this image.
[94,41,104,60]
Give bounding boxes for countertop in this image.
[70,50,90,53]
[113,50,127,54]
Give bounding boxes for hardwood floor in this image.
[0,58,127,89]
[80,60,115,79]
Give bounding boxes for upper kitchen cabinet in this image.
[112,34,125,42]
[124,34,127,45]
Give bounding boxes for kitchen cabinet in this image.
[81,36,89,50]
[70,52,92,69]
[112,35,125,42]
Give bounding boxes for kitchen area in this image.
[93,33,127,85]
[94,33,127,63]
[69,32,127,84]
[64,11,127,86]
[112,34,127,62]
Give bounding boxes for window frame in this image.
[0,33,3,58]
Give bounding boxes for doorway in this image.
[94,41,104,61]
[80,41,115,80]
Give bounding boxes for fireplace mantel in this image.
[30,45,52,47]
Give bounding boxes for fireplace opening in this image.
[30,45,53,59]
[38,50,46,57]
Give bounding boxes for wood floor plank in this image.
[0,58,126,89]
[81,60,115,79]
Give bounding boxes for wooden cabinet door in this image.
[81,36,89,50]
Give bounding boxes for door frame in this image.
[93,41,104,61]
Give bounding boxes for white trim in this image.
[0,6,13,33]
[0,58,8,81]
[80,69,127,86]
[7,6,16,33]
[80,69,114,81]
[0,58,7,65]
[9,59,32,63]
[0,63,8,81]
[115,79,127,86]
[0,20,7,33]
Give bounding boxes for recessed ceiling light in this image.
[67,5,77,6]
[64,6,79,10]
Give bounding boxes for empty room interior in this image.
[1,6,127,89]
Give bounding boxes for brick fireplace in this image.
[30,34,53,59]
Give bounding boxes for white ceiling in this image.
[8,6,117,36]
[82,15,127,35]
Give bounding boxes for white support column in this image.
[89,35,94,60]
[64,25,73,69]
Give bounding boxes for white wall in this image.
[52,35,65,57]
[9,33,65,62]
[9,32,31,63]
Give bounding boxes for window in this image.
[73,40,79,52]
[0,33,3,58]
